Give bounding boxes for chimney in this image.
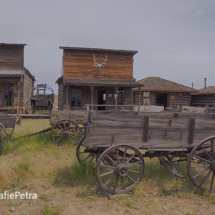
[204,78,207,89]
[192,83,193,88]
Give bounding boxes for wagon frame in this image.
[76,111,215,195]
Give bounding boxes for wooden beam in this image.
[114,87,119,109]
[90,87,94,110]
[138,87,141,111]
[17,82,20,115]
[66,85,69,110]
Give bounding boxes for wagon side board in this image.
[50,110,88,125]
[84,112,215,150]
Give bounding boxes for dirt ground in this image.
[0,179,215,215]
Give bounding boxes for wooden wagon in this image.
[0,112,22,156]
[76,111,215,195]
[31,84,54,114]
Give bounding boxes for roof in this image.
[0,70,24,77]
[134,77,198,93]
[0,43,26,47]
[56,77,143,88]
[0,68,34,80]
[59,47,138,55]
[191,86,215,95]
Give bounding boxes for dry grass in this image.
[0,119,215,214]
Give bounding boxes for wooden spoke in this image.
[124,153,136,164]
[128,170,141,174]
[199,170,212,188]
[201,146,213,161]
[126,174,135,183]
[100,170,115,178]
[191,164,211,168]
[122,148,127,163]
[210,173,215,192]
[68,137,75,144]
[100,164,115,169]
[114,175,119,191]
[193,167,211,179]
[55,136,64,144]
[68,134,79,140]
[126,160,141,167]
[116,150,119,164]
[104,174,116,186]
[121,177,125,189]
[106,155,117,166]
[193,155,211,164]
[58,124,64,132]
[211,139,215,158]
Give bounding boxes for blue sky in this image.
[1,0,215,93]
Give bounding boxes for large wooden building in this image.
[133,77,198,109]
[191,86,215,108]
[56,47,142,110]
[0,43,35,114]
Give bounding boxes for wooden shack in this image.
[133,77,198,109]
[0,43,35,114]
[56,47,142,110]
[191,86,215,108]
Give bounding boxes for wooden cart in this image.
[0,112,22,156]
[76,111,215,195]
[50,110,88,146]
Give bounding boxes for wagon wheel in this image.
[95,144,145,195]
[187,135,215,192]
[51,119,82,146]
[76,136,95,164]
[0,131,3,156]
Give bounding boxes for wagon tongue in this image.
[157,157,183,178]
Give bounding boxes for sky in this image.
[1,0,215,93]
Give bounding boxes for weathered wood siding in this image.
[58,82,64,110]
[0,46,24,70]
[170,92,190,108]
[23,73,33,113]
[191,94,215,107]
[63,50,133,80]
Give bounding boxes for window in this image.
[143,92,150,105]
[4,87,13,106]
[117,88,124,105]
[71,86,82,107]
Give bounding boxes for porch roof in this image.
[56,76,143,88]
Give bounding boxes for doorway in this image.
[156,93,167,108]
[98,90,106,110]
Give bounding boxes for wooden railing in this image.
[85,104,135,113]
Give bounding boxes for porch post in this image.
[90,86,94,110]
[17,82,20,115]
[114,87,118,109]
[138,87,141,112]
[65,85,69,110]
